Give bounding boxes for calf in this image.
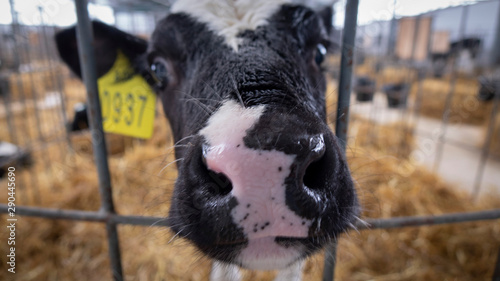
[56,1,359,280]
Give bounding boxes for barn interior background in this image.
[0,0,499,280]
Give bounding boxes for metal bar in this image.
[9,8,35,148]
[433,4,469,172]
[410,68,426,133]
[1,204,498,230]
[38,6,73,153]
[18,21,48,205]
[1,86,18,145]
[493,247,500,281]
[19,30,45,144]
[386,0,397,56]
[472,83,500,199]
[9,4,34,204]
[325,0,360,280]
[399,16,423,157]
[74,0,123,280]
[335,0,360,149]
[491,0,500,66]
[322,243,337,281]
[357,209,500,230]
[0,204,169,226]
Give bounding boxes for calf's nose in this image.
[202,133,327,239]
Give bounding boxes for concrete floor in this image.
[350,92,500,195]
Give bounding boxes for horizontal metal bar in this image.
[1,204,499,230]
[358,209,500,230]
[0,204,169,227]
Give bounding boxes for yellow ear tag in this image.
[97,50,156,139]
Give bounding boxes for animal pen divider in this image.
[0,0,500,280]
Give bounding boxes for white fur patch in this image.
[200,100,312,270]
[210,261,241,281]
[274,260,305,281]
[200,100,265,145]
[172,0,290,50]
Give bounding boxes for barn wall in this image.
[428,0,500,66]
[356,0,500,67]
[395,16,431,61]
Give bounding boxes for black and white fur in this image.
[56,1,359,280]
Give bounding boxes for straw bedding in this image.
[7,62,69,101]
[411,78,491,125]
[483,108,500,159]
[349,115,415,159]
[0,73,499,281]
[354,56,491,125]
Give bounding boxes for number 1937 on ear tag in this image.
[97,51,156,139]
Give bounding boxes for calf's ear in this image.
[55,21,148,79]
[317,6,333,35]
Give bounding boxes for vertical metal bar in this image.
[19,27,45,143]
[472,83,499,199]
[8,0,20,69]
[433,4,468,172]
[398,16,421,157]
[411,69,426,132]
[324,0,359,280]
[410,16,421,62]
[491,1,500,66]
[386,0,397,56]
[334,0,360,148]
[9,2,33,204]
[38,6,73,152]
[411,16,433,130]
[1,83,18,145]
[493,247,500,281]
[9,4,34,148]
[322,242,337,281]
[74,1,123,280]
[17,25,43,204]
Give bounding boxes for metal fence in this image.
[1,0,500,280]
[0,0,72,205]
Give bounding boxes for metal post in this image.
[493,247,500,281]
[334,0,360,148]
[491,1,500,66]
[472,83,500,199]
[324,1,359,280]
[433,4,469,172]
[74,1,123,280]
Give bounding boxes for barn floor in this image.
[350,92,500,195]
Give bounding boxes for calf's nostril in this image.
[300,134,328,190]
[200,144,233,196]
[302,154,325,190]
[208,171,233,196]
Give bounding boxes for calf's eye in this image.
[150,58,169,88]
[315,43,327,65]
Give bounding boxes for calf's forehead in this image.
[171,0,291,51]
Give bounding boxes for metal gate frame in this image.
[1,0,500,280]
